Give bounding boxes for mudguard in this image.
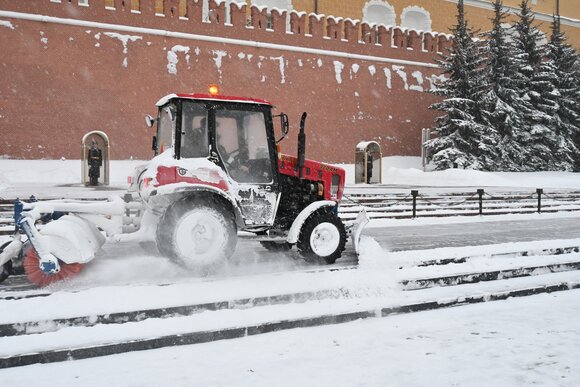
[151,184,245,228]
[286,200,338,244]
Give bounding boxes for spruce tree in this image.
[513,0,562,170]
[427,0,494,170]
[480,0,529,170]
[548,12,580,171]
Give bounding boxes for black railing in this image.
[340,189,580,220]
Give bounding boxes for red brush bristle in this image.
[23,248,83,287]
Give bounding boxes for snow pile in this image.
[346,236,401,298]
[1,156,579,200]
[338,156,580,188]
[0,156,577,189]
[0,159,143,186]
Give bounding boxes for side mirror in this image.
[281,113,289,136]
[274,113,289,144]
[145,114,156,128]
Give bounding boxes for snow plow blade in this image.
[352,208,369,255]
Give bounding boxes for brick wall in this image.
[0,0,451,162]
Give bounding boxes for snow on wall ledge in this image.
[0,0,444,162]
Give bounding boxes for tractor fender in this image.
[286,200,338,244]
[154,185,245,228]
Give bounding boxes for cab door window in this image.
[181,101,209,158]
[156,104,176,154]
[215,108,272,184]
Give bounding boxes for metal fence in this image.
[2,189,580,236]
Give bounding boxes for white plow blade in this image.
[39,215,106,264]
[352,208,369,255]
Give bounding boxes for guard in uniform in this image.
[88,141,103,186]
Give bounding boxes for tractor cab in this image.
[137,88,359,269]
[147,91,284,230]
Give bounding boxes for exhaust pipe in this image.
[297,112,307,179]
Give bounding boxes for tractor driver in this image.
[181,116,208,158]
[215,120,251,181]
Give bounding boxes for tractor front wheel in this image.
[156,197,237,271]
[297,210,346,264]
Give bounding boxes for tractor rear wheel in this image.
[297,209,346,264]
[156,197,237,271]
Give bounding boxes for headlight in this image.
[331,174,340,197]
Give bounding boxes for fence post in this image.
[536,188,543,213]
[477,189,484,215]
[411,190,419,218]
[13,199,23,233]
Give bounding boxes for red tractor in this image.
[0,89,367,286]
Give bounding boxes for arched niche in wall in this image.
[400,6,432,32]
[251,0,293,30]
[362,0,396,28]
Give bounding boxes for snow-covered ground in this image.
[1,157,580,200]
[338,156,580,188]
[1,288,578,387]
[0,157,579,385]
[1,235,580,386]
